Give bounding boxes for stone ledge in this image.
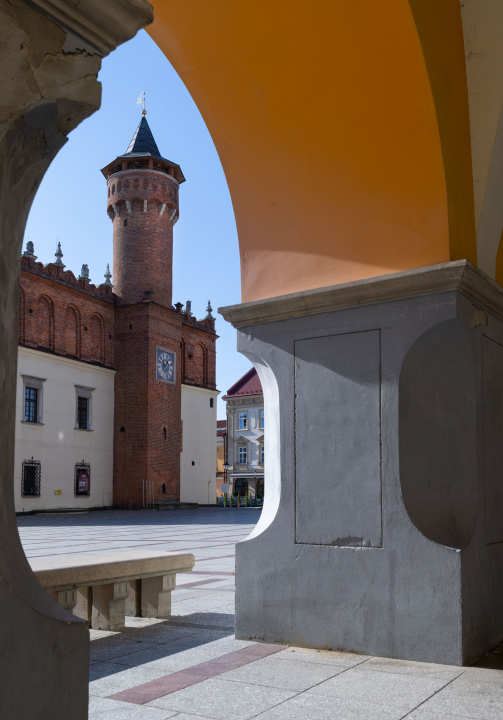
[28,0,153,56]
[219,260,503,328]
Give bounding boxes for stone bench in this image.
[30,550,195,631]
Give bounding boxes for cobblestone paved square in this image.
[18,508,503,719]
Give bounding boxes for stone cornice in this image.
[227,397,263,407]
[28,0,153,56]
[219,261,503,328]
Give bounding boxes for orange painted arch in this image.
[148,0,476,302]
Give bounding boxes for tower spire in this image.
[125,115,161,158]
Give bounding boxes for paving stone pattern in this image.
[18,508,503,720]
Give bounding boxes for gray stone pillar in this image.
[0,1,152,716]
[220,260,503,665]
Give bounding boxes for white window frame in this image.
[260,445,264,464]
[238,445,247,465]
[75,385,94,431]
[21,374,46,424]
[238,411,248,430]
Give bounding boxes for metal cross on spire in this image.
[137,91,147,116]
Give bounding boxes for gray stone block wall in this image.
[229,285,503,665]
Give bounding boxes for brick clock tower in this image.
[101,111,217,508]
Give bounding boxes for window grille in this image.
[22,459,41,496]
[77,396,88,429]
[238,446,247,464]
[74,462,91,496]
[24,387,38,423]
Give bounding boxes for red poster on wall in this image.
[77,472,89,494]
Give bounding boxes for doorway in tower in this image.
[22,29,257,513]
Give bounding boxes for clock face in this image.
[156,348,176,384]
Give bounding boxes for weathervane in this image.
[137,91,147,116]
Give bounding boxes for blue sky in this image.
[24,30,252,419]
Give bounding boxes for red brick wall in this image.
[64,305,79,357]
[107,169,179,308]
[113,302,183,507]
[19,262,114,367]
[181,321,217,390]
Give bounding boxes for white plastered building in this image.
[15,346,115,513]
[223,368,264,499]
[180,384,219,504]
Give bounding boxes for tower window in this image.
[123,219,127,227]
[163,427,167,439]
[210,398,214,408]
[162,483,166,494]
[129,324,133,330]
[22,459,41,497]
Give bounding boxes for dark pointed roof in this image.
[101,113,185,184]
[126,116,161,158]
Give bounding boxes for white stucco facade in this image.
[226,396,264,499]
[15,347,115,513]
[180,384,218,504]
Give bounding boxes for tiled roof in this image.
[216,420,226,428]
[223,368,263,399]
[126,116,162,158]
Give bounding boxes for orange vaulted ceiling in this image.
[148,0,476,302]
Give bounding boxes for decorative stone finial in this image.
[206,300,214,320]
[185,300,192,316]
[23,240,37,259]
[175,302,184,313]
[54,242,65,268]
[104,263,112,286]
[79,264,90,282]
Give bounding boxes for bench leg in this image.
[125,579,141,617]
[141,574,176,618]
[74,587,92,623]
[91,581,129,630]
[49,589,78,615]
